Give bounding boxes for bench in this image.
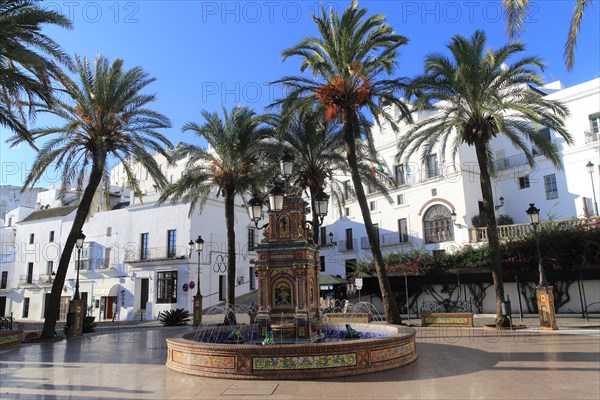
[420,300,474,327]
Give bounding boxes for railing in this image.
[19,274,53,285]
[125,246,188,262]
[494,153,529,172]
[469,217,599,243]
[337,239,358,252]
[584,130,599,144]
[0,313,14,331]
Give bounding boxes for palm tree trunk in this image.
[341,109,402,324]
[224,187,237,325]
[41,160,105,339]
[474,141,509,327]
[309,185,320,244]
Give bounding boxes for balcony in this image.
[468,217,597,243]
[584,130,599,144]
[337,239,358,252]
[18,274,54,286]
[494,153,529,172]
[125,246,188,263]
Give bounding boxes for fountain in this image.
[166,155,416,379]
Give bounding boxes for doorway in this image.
[140,278,149,310]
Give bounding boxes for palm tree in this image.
[267,108,395,245]
[502,0,594,70]
[0,0,73,146]
[15,55,173,339]
[397,30,572,326]
[272,0,410,324]
[158,106,272,325]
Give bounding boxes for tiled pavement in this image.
[1,317,598,399]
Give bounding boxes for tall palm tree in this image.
[0,0,73,146]
[272,0,410,324]
[158,106,272,325]
[15,55,172,339]
[503,0,594,70]
[397,30,572,326]
[267,108,394,245]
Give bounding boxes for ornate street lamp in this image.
[586,161,598,216]
[189,236,204,297]
[526,203,546,286]
[73,230,85,300]
[248,151,330,230]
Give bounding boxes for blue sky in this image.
[1,0,599,188]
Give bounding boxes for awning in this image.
[319,274,347,285]
[94,283,120,297]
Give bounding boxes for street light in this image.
[586,161,598,216]
[73,230,85,300]
[188,236,204,297]
[525,203,547,286]
[248,151,330,229]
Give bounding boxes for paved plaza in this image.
[0,321,599,400]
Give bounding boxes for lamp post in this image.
[73,231,85,300]
[586,161,598,216]
[526,203,557,330]
[189,235,204,327]
[526,203,546,287]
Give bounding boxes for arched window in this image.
[423,204,454,244]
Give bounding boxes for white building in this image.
[322,78,600,285]
[0,185,46,224]
[2,150,259,322]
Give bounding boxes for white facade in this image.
[0,185,45,224]
[1,150,258,322]
[322,78,600,283]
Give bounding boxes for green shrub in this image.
[496,214,514,226]
[471,212,490,228]
[159,308,191,326]
[82,316,97,333]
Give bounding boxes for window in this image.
[591,113,600,133]
[22,298,30,318]
[426,154,439,178]
[345,259,357,276]
[398,218,408,243]
[320,226,327,246]
[320,256,326,272]
[104,248,111,269]
[367,181,377,194]
[345,207,350,217]
[167,229,176,258]
[1,271,7,289]
[219,275,226,301]
[397,194,405,205]
[533,127,551,155]
[343,181,352,200]
[544,174,558,199]
[345,228,353,250]
[29,233,34,244]
[423,204,454,244]
[394,164,406,185]
[140,233,149,260]
[106,227,112,237]
[247,229,255,251]
[431,188,437,196]
[7,217,12,227]
[27,262,33,284]
[156,271,177,303]
[49,231,55,242]
[519,176,530,189]
[46,261,53,275]
[369,200,377,211]
[249,267,256,290]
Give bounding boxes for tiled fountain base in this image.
[166,323,417,380]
